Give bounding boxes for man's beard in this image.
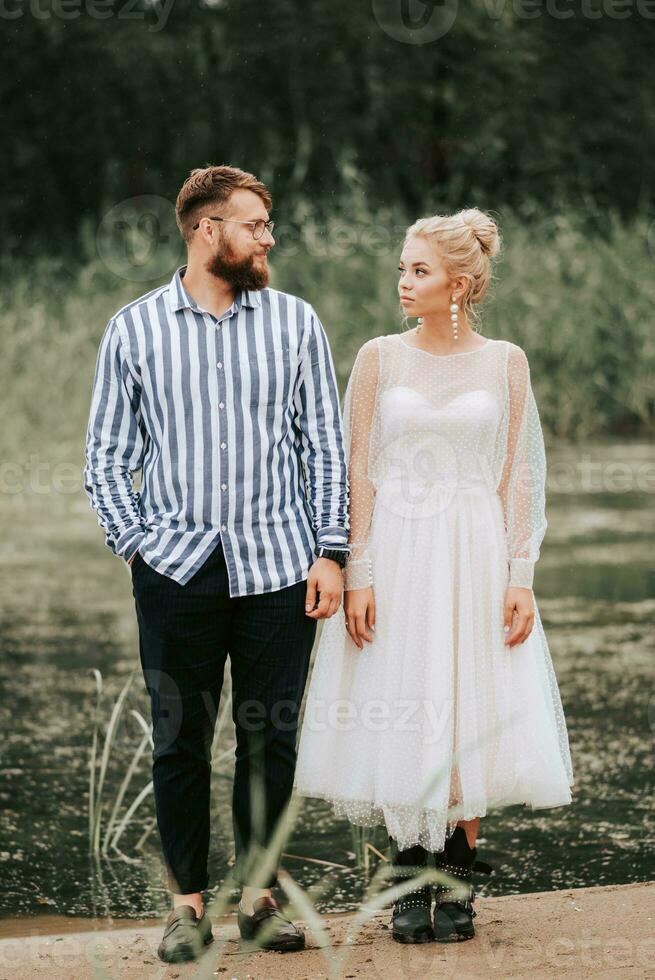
[206,240,270,290]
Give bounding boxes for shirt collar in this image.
[168,266,262,314]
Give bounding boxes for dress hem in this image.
[294,784,574,850]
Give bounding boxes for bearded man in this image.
[83,165,350,963]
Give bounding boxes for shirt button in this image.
[217,362,223,369]
[220,442,226,449]
[221,484,227,491]
[219,402,224,409]
[221,524,227,531]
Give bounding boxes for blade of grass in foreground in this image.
[102,725,151,857]
[88,669,103,847]
[90,670,137,855]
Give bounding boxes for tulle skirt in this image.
[294,480,574,852]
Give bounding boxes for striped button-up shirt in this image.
[83,266,350,594]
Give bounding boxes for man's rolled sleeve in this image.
[293,306,350,557]
[83,318,147,562]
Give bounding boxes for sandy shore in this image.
[0,881,652,979]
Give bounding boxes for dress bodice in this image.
[342,333,547,591]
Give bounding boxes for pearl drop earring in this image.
[450,296,459,341]
[417,316,423,330]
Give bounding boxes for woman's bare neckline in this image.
[398,331,492,358]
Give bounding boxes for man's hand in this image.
[504,586,535,647]
[305,557,344,620]
[344,587,376,650]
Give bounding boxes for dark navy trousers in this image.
[131,537,317,894]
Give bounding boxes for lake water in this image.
[0,439,653,922]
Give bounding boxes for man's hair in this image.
[175,165,273,243]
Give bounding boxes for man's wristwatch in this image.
[316,547,349,568]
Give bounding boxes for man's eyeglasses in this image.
[192,216,275,240]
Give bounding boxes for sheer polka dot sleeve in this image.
[497,344,547,591]
[342,339,380,591]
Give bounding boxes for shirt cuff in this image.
[508,558,534,590]
[115,525,147,563]
[316,525,350,552]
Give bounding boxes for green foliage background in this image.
[2,0,654,445]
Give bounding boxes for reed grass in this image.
[88,670,138,855]
[2,207,652,474]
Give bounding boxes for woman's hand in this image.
[504,587,535,647]
[344,587,376,650]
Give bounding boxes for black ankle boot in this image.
[433,827,493,942]
[389,839,434,944]
[392,885,433,944]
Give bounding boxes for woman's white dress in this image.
[294,333,574,852]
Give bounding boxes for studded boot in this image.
[388,838,434,944]
[433,826,493,942]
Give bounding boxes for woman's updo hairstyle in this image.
[404,208,501,323]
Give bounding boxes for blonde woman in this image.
[295,209,574,944]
